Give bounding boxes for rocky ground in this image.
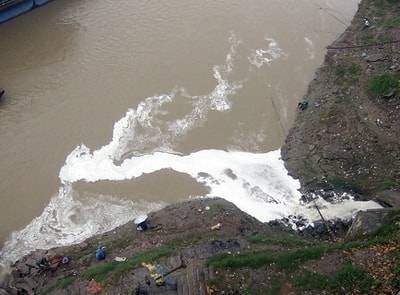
[282,0,400,201]
[1,198,400,295]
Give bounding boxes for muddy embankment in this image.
[282,0,400,203]
[1,0,400,294]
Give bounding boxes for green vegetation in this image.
[335,63,360,83]
[265,277,284,295]
[293,263,376,293]
[377,34,393,43]
[367,73,400,97]
[374,0,399,11]
[383,16,400,28]
[82,245,174,282]
[292,271,329,291]
[247,234,318,247]
[394,256,400,274]
[329,263,376,293]
[207,244,331,270]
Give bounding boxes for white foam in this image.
[0,186,165,265]
[60,149,380,223]
[249,37,284,68]
[304,37,316,60]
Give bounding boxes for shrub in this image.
[367,74,400,97]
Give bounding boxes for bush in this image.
[367,74,400,97]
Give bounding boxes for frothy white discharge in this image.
[60,149,380,224]
[249,37,284,68]
[0,186,165,264]
[304,37,316,60]
[70,33,243,164]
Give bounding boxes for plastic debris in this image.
[134,214,149,231]
[211,223,222,230]
[142,262,165,285]
[95,245,106,261]
[362,17,371,28]
[61,256,70,264]
[205,206,210,211]
[86,279,102,294]
[297,100,309,111]
[114,256,127,262]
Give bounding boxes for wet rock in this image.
[346,208,393,240]
[375,190,400,208]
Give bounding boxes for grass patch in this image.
[247,234,318,247]
[335,63,360,83]
[82,245,174,283]
[383,16,400,28]
[265,277,284,295]
[292,271,329,291]
[207,244,332,270]
[292,263,376,293]
[367,73,400,97]
[329,262,375,293]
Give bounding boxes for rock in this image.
[366,54,385,62]
[346,208,393,240]
[375,190,400,208]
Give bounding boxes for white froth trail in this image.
[60,149,380,224]
[249,36,284,68]
[304,37,316,60]
[0,186,165,264]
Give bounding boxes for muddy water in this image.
[0,0,359,254]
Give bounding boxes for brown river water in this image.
[0,0,363,263]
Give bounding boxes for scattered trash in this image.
[114,256,127,262]
[36,257,49,270]
[211,223,222,230]
[197,208,203,213]
[134,214,149,231]
[142,262,165,285]
[297,100,309,111]
[205,206,210,211]
[86,279,102,294]
[141,257,185,288]
[361,51,368,58]
[362,17,371,29]
[155,264,177,288]
[95,245,106,261]
[61,256,70,265]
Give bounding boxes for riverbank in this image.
[2,0,400,294]
[2,198,400,294]
[282,0,400,201]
